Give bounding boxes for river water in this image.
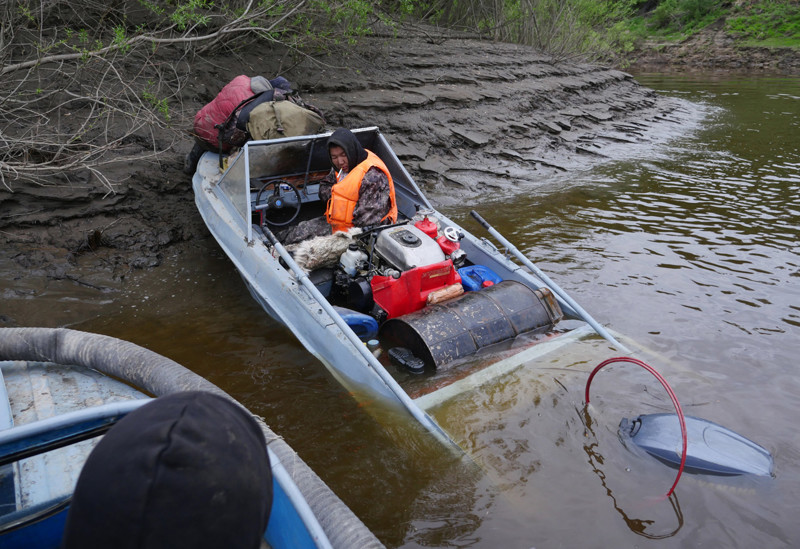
[5,73,800,547]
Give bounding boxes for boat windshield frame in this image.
[212,127,432,244]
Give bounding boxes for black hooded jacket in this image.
[321,128,391,226]
[327,127,368,171]
[278,128,393,244]
[61,391,273,549]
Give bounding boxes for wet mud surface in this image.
[1,32,691,307]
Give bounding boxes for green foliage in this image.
[382,0,440,20]
[646,0,724,36]
[571,0,640,57]
[390,0,639,60]
[533,0,639,60]
[726,1,800,47]
[17,3,36,24]
[379,0,797,59]
[169,0,213,30]
[613,0,800,47]
[397,0,417,16]
[326,0,374,40]
[300,0,384,47]
[138,0,166,17]
[142,83,171,122]
[112,26,132,54]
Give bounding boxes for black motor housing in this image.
[347,277,374,312]
[380,280,563,369]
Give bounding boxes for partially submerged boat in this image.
[0,328,381,549]
[192,127,629,448]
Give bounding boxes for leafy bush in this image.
[647,0,724,35]
[396,0,639,61]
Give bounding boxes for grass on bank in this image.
[726,2,800,48]
[393,0,800,64]
[625,0,800,49]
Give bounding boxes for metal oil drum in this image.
[380,280,563,369]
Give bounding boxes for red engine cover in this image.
[371,260,461,319]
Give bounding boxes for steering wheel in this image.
[254,179,302,227]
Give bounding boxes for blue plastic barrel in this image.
[458,265,503,291]
[332,306,379,340]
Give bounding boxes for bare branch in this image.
[0,0,303,188]
[0,0,410,189]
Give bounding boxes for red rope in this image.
[585,357,687,498]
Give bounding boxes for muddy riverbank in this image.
[1,31,692,313]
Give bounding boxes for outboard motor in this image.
[369,223,464,319]
[619,413,774,477]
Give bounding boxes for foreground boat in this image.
[192,127,629,448]
[0,328,381,549]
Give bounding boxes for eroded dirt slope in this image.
[630,18,800,74]
[301,36,688,205]
[0,32,689,285]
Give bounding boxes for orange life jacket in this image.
[325,150,398,233]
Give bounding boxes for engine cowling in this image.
[373,224,445,271]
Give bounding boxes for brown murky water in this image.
[4,73,799,547]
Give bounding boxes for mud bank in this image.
[0,32,691,295]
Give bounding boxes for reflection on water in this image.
[581,405,685,541]
[437,74,799,547]
[3,74,800,547]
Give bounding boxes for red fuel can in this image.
[371,260,461,318]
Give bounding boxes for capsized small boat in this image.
[0,328,381,549]
[192,127,630,449]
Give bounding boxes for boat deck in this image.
[0,361,146,515]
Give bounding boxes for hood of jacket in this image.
[327,128,368,172]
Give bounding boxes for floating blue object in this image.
[333,306,379,340]
[619,413,774,477]
[458,265,503,292]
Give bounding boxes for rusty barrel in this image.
[380,280,563,369]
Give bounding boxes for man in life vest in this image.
[325,127,398,232]
[279,128,397,244]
